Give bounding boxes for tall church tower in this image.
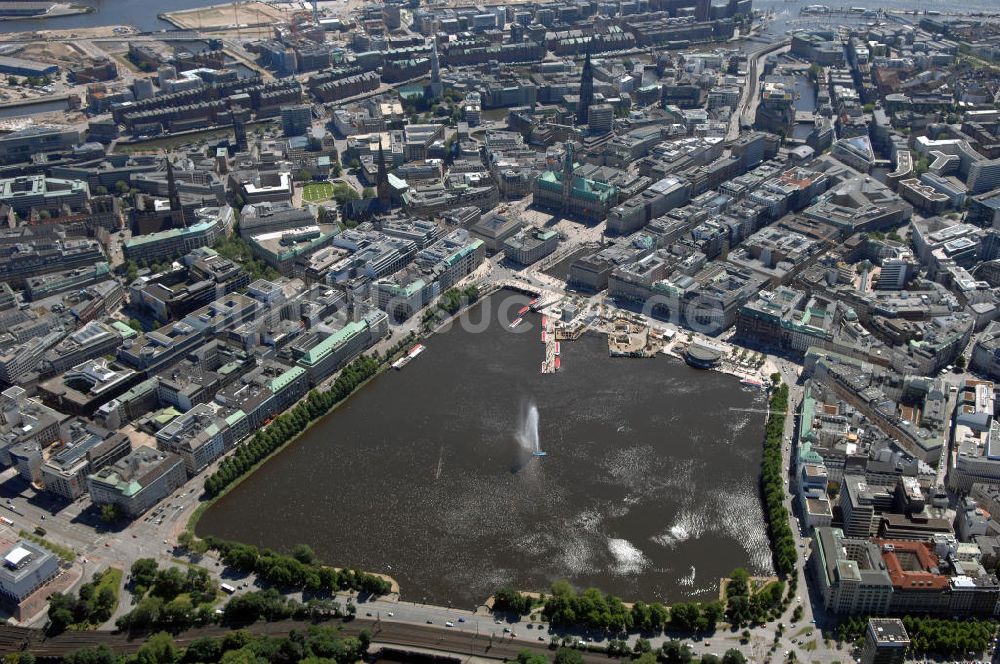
[430,38,443,99]
[165,157,186,227]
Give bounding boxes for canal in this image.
[199,291,772,606]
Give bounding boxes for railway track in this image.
[1,618,619,663]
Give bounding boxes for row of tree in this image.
[204,539,393,597]
[541,582,633,632]
[838,616,997,656]
[760,383,797,576]
[204,355,381,497]
[501,581,735,635]
[538,581,727,635]
[518,641,746,664]
[62,624,370,664]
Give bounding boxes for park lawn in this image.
[302,182,334,202]
[72,567,123,629]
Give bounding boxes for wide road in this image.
[727,39,791,141]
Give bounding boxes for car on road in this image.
[445,622,454,627]
[426,619,433,624]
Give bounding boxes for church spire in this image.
[430,38,443,99]
[165,156,185,227]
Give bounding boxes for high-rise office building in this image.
[280,104,313,137]
[860,619,909,664]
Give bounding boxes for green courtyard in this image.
[302,182,335,202]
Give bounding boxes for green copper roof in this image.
[298,321,368,367]
[269,365,306,393]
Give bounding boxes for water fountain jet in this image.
[516,402,546,457]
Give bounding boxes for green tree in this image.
[127,318,143,333]
[494,587,533,614]
[130,558,159,594]
[292,543,317,565]
[99,503,121,523]
[46,592,75,633]
[727,568,751,598]
[63,646,115,664]
[135,631,178,664]
[516,649,550,664]
[362,186,376,199]
[660,640,693,663]
[722,649,747,664]
[552,648,584,664]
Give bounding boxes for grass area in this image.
[302,181,334,202]
[19,529,76,561]
[94,567,123,597]
[72,568,123,629]
[803,640,818,652]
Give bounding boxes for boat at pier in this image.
[392,356,412,370]
[517,305,530,315]
[407,344,426,358]
[510,317,523,328]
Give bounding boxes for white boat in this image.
[510,317,523,328]
[407,344,426,358]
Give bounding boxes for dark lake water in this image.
[198,292,772,606]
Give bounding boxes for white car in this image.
[445,621,454,627]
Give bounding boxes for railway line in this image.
[0,618,620,662]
